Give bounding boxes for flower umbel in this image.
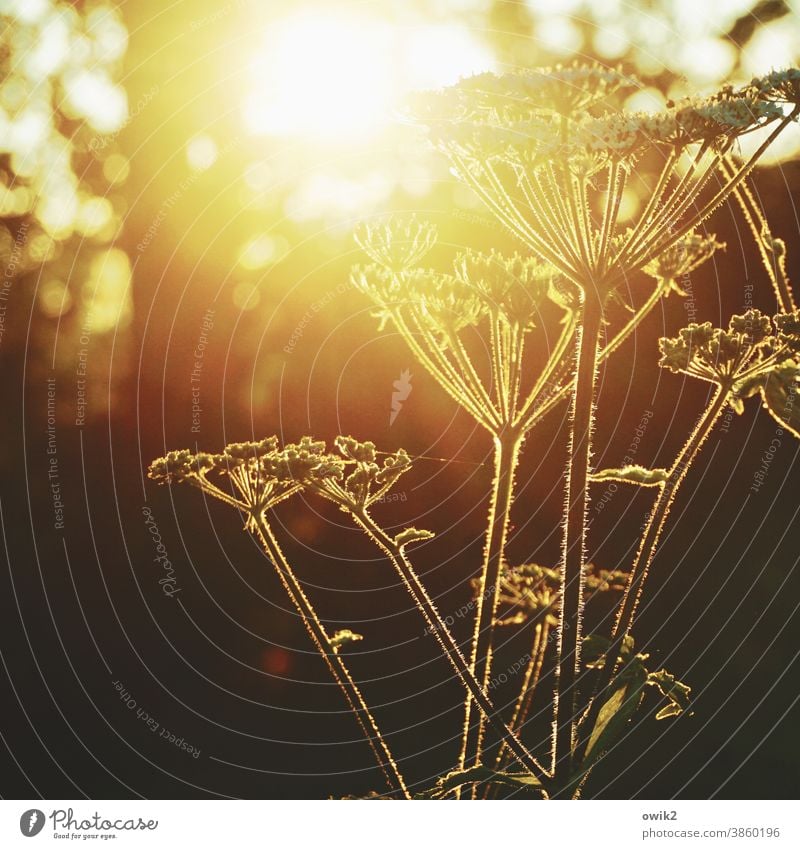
[354,215,437,273]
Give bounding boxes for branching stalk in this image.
[622,107,800,281]
[721,156,796,312]
[350,507,551,787]
[459,431,524,780]
[250,514,410,798]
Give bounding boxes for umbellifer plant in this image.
[149,64,800,799]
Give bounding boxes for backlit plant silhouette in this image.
[150,64,800,798]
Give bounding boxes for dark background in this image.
[1,0,799,799]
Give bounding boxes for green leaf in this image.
[584,656,647,766]
[647,668,692,720]
[728,395,745,415]
[732,372,765,402]
[582,633,611,665]
[760,363,800,439]
[416,766,543,799]
[590,465,669,486]
[394,527,435,548]
[330,629,363,652]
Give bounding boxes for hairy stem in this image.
[621,107,800,283]
[516,313,577,430]
[721,156,796,312]
[251,515,410,798]
[351,508,551,787]
[494,615,552,772]
[552,290,604,788]
[523,281,666,434]
[459,431,523,783]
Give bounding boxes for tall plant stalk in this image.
[150,65,800,800]
[484,615,552,798]
[250,515,411,798]
[552,290,604,788]
[459,431,522,777]
[350,506,550,786]
[722,156,796,313]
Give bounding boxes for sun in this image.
[242,8,494,144]
[243,11,394,142]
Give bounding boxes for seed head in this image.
[643,232,724,294]
[354,216,437,273]
[454,249,560,329]
[659,309,789,387]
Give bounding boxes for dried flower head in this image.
[148,437,309,518]
[354,216,437,273]
[332,436,412,511]
[494,562,626,627]
[351,263,487,336]
[749,68,800,107]
[412,268,488,335]
[454,249,561,329]
[643,232,725,296]
[494,563,559,627]
[439,61,636,118]
[659,310,800,433]
[658,310,774,384]
[579,91,783,158]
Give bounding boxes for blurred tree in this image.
[0,0,131,424]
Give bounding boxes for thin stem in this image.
[516,167,583,269]
[481,618,545,801]
[482,154,582,281]
[192,475,248,511]
[508,324,526,419]
[521,280,667,434]
[491,316,510,422]
[250,515,410,798]
[351,508,551,788]
[516,313,577,431]
[577,174,598,268]
[544,162,580,244]
[450,151,578,282]
[597,160,624,277]
[459,432,524,784]
[393,308,497,429]
[574,385,729,769]
[447,322,503,428]
[620,107,800,283]
[622,142,713,267]
[617,149,677,266]
[566,172,593,277]
[552,290,604,789]
[721,155,796,312]
[599,279,666,362]
[494,614,552,772]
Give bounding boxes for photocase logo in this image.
[19,809,45,837]
[390,369,412,426]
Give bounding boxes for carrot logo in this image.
[390,369,412,426]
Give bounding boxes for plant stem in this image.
[516,313,577,430]
[574,385,729,769]
[721,156,796,312]
[621,106,800,282]
[351,508,551,787]
[494,615,552,771]
[521,280,666,435]
[459,431,523,780]
[552,289,604,788]
[251,514,410,799]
